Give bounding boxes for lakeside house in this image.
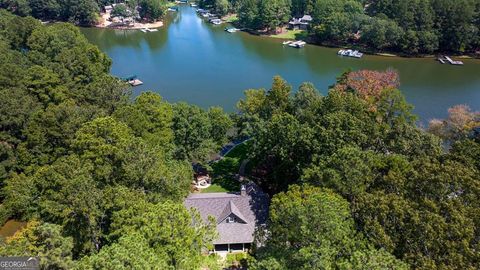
[288,15,312,30]
[184,184,269,254]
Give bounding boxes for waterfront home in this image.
[288,15,312,30]
[184,184,269,254]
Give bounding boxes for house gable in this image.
[217,201,248,224]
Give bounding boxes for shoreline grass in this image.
[270,30,306,40]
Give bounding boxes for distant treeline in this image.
[201,0,480,55]
[0,0,174,25]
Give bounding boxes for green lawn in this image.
[225,141,252,160]
[201,183,230,193]
[201,177,240,193]
[270,29,307,40]
[200,141,253,193]
[224,14,238,23]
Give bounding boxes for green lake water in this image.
[81,5,480,121]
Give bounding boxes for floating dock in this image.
[438,56,464,65]
[338,49,363,58]
[445,56,464,65]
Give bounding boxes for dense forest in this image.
[0,10,231,269]
[0,0,173,25]
[201,0,480,54]
[1,10,480,270]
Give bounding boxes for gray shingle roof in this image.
[218,201,247,224]
[184,183,269,245]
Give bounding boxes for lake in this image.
[81,5,480,121]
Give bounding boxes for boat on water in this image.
[140,28,148,33]
[288,40,306,48]
[283,40,293,45]
[147,28,158,32]
[168,7,178,12]
[190,3,198,7]
[225,27,238,33]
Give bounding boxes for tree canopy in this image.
[0,12,231,269]
[236,71,480,269]
[0,10,479,270]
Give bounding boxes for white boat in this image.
[288,40,306,48]
[338,49,345,55]
[148,28,158,32]
[190,3,198,7]
[283,40,293,45]
[140,28,148,33]
[225,27,238,33]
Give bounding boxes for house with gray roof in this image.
[289,14,313,30]
[184,184,269,253]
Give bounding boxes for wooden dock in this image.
[445,56,464,65]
